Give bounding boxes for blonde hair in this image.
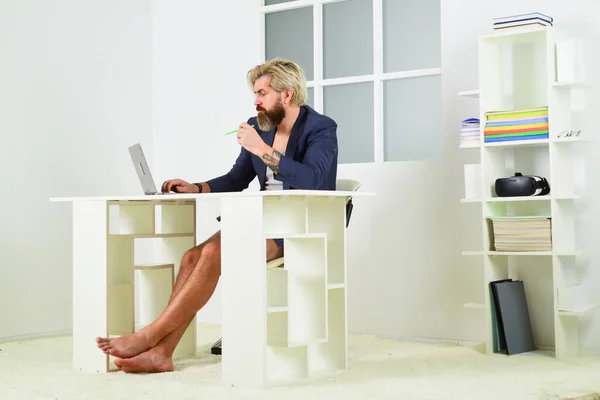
[247,58,307,106]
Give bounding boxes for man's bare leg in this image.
[110,243,204,371]
[112,238,284,373]
[169,231,221,301]
[96,232,219,358]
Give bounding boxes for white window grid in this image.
[260,0,442,163]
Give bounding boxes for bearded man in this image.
[95,58,339,373]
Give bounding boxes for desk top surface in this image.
[50,190,375,203]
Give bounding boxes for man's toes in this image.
[116,358,132,371]
[96,337,109,345]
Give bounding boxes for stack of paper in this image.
[484,107,549,143]
[493,12,553,30]
[460,118,480,147]
[490,217,552,252]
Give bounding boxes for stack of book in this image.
[489,216,552,252]
[484,107,549,143]
[493,12,553,30]
[460,118,480,147]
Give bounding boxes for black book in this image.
[491,280,536,355]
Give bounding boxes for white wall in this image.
[151,0,263,323]
[0,0,153,340]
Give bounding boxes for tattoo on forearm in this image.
[262,153,278,172]
[262,150,283,173]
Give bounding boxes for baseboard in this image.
[0,330,72,344]
[357,332,484,348]
[536,344,555,352]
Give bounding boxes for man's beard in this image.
[256,101,285,131]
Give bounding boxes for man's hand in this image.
[161,179,198,193]
[237,122,268,156]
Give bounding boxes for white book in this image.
[493,12,553,24]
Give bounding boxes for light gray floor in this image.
[1,324,600,400]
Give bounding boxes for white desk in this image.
[50,190,374,388]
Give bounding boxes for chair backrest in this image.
[336,179,360,227]
[336,179,361,192]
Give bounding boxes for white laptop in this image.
[128,143,171,195]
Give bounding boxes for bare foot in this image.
[115,347,174,374]
[95,331,155,359]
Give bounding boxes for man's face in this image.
[253,75,285,131]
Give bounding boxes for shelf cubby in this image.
[266,345,308,385]
[267,268,288,310]
[285,236,328,346]
[108,202,154,236]
[108,283,134,336]
[156,203,195,235]
[136,264,174,327]
[306,197,346,286]
[308,287,347,375]
[482,146,550,199]
[263,196,307,236]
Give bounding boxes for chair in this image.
[336,178,361,228]
[210,178,361,355]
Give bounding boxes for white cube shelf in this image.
[263,196,347,385]
[221,194,349,387]
[105,200,197,371]
[459,26,594,359]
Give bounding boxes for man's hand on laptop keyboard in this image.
[161,179,198,193]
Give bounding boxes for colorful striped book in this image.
[484,107,549,143]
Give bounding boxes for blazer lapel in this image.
[284,106,307,161]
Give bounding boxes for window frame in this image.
[260,0,442,163]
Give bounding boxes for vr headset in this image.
[495,172,550,197]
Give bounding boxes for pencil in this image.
[225,124,254,135]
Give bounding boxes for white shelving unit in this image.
[261,196,348,385]
[458,26,594,359]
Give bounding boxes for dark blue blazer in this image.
[206,105,338,192]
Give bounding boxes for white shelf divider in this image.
[458,89,480,98]
[551,81,592,89]
[558,304,600,317]
[483,138,549,148]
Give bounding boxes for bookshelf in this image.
[459,26,594,359]
[105,200,197,371]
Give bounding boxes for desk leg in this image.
[72,201,109,373]
[220,197,266,389]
